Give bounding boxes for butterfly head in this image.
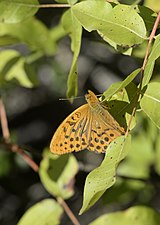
[85,90,99,108]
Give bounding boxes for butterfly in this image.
[50,90,125,155]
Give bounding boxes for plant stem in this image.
[125,11,160,135]
[57,197,81,225]
[18,3,70,8]
[0,99,10,142]
[0,98,39,172]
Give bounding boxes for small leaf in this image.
[154,130,160,175]
[72,2,147,47]
[89,206,160,225]
[140,82,160,129]
[103,68,141,100]
[0,0,39,23]
[137,6,157,31]
[79,135,131,214]
[0,18,56,55]
[39,149,79,199]
[0,50,35,88]
[118,134,154,179]
[62,9,82,98]
[142,34,160,87]
[67,0,78,5]
[17,199,63,225]
[145,0,160,12]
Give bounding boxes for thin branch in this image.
[142,11,160,71]
[35,4,70,8]
[0,99,10,142]
[0,141,39,172]
[16,3,70,8]
[125,11,160,134]
[57,197,81,225]
[0,98,39,172]
[0,98,80,224]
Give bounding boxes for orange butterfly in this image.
[50,90,125,154]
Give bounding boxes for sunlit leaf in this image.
[0,50,35,88]
[39,149,79,199]
[118,134,154,179]
[0,18,56,55]
[142,34,160,87]
[80,135,131,214]
[89,206,160,225]
[72,1,147,47]
[137,6,156,31]
[17,199,63,225]
[145,0,160,12]
[103,68,140,100]
[0,0,39,23]
[154,130,160,175]
[62,9,82,98]
[140,82,160,129]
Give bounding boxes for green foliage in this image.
[0,49,37,87]
[140,82,160,129]
[17,199,63,225]
[72,1,147,48]
[61,9,82,98]
[39,149,79,199]
[103,68,141,99]
[1,0,160,224]
[142,35,160,87]
[89,206,160,225]
[0,0,39,23]
[80,135,131,214]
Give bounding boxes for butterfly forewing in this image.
[50,104,91,154]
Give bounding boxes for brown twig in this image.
[57,197,81,225]
[0,99,10,142]
[125,11,160,135]
[17,3,70,8]
[0,98,80,224]
[142,11,160,71]
[0,98,39,172]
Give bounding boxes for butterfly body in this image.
[50,90,125,155]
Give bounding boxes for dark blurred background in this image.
[1,0,160,225]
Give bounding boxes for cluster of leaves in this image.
[1,0,160,224]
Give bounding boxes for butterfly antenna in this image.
[59,95,84,101]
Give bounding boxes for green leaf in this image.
[54,0,68,3]
[0,0,39,23]
[0,50,35,88]
[142,34,160,87]
[0,150,12,177]
[118,134,154,179]
[154,130,160,175]
[89,206,160,225]
[0,17,56,55]
[137,6,157,31]
[72,2,147,47]
[144,0,160,12]
[39,149,79,199]
[17,199,63,225]
[140,82,160,129]
[80,135,131,214]
[103,68,141,100]
[62,9,82,98]
[103,178,149,205]
[67,0,78,5]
